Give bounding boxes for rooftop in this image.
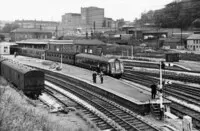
[16,39,50,44]
[49,40,74,45]
[74,39,106,46]
[187,34,200,40]
[15,20,59,24]
[11,28,53,33]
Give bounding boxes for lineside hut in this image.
[0,42,17,55]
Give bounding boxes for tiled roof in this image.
[11,28,52,33]
[187,34,200,40]
[74,39,106,45]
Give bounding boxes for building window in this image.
[193,40,195,44]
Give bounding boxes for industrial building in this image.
[81,7,104,29]
[62,13,82,29]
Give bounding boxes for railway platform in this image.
[2,55,170,115]
[175,60,200,71]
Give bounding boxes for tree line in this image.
[0,23,19,33]
[135,0,200,29]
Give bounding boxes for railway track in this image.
[123,60,200,73]
[122,70,200,128]
[44,85,114,131]
[45,74,159,131]
[124,65,200,84]
[123,61,187,72]
[123,69,200,106]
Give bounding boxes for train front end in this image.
[109,58,124,78]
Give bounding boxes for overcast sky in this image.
[1,0,173,22]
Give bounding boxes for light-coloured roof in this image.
[16,39,50,44]
[0,42,17,46]
[187,34,200,40]
[49,40,74,45]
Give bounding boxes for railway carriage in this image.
[75,53,124,78]
[20,48,45,59]
[45,50,77,65]
[0,59,44,97]
[165,53,179,62]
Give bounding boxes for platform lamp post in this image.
[159,61,173,120]
[159,61,164,109]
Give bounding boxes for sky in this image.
[1,0,173,22]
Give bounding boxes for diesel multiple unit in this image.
[18,48,124,78]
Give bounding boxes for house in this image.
[187,34,200,51]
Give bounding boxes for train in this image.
[15,47,124,78]
[0,58,44,98]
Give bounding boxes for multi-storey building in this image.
[62,13,82,28]
[103,18,115,28]
[187,34,200,51]
[81,7,104,29]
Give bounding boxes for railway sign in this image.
[164,80,172,85]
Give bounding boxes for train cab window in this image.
[115,60,120,71]
[110,63,115,71]
[100,63,107,72]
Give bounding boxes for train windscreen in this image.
[120,62,124,72]
[115,60,120,72]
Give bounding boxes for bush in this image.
[0,79,65,131]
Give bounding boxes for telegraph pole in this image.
[159,61,163,109]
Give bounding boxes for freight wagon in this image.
[165,53,179,62]
[0,59,44,98]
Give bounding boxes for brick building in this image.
[10,28,52,41]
